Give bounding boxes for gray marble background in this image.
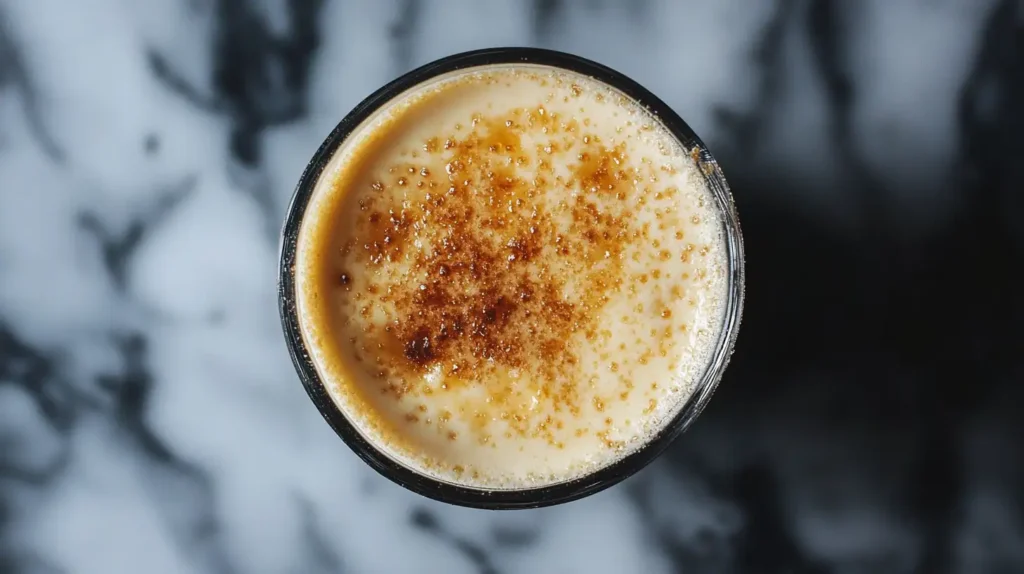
[1,1,1022,573]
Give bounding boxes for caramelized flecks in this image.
[332,101,670,447]
[403,327,435,365]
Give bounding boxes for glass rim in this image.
[278,47,745,509]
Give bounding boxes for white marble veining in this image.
[1,1,1021,573]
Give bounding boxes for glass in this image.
[278,48,745,509]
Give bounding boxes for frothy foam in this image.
[294,65,730,489]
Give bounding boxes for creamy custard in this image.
[295,65,729,489]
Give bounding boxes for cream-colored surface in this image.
[295,65,729,489]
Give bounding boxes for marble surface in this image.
[1,1,1022,572]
